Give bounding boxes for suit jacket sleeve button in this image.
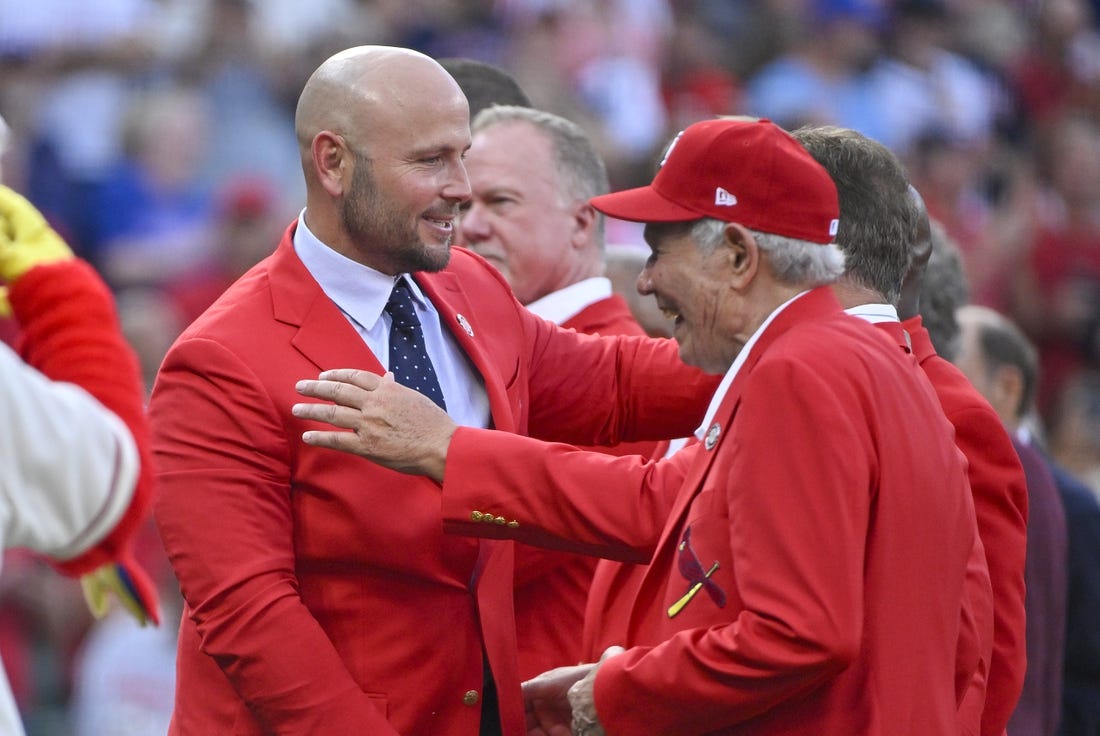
[470,511,484,522]
[463,689,480,706]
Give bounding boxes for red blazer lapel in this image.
[647,287,844,547]
[626,372,744,643]
[415,270,519,434]
[264,226,385,376]
[626,287,845,643]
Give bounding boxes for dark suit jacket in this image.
[1048,462,1100,736]
[1008,438,1067,736]
[150,224,714,735]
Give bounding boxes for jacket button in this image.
[470,511,484,522]
[463,689,480,706]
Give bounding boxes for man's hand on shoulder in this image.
[294,370,457,482]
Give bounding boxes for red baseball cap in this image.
[590,118,840,244]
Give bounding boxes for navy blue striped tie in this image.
[384,278,447,411]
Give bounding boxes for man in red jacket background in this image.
[458,103,666,680]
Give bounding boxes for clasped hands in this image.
[523,646,622,736]
[293,369,456,481]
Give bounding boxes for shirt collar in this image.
[525,277,613,325]
[292,210,427,329]
[845,302,900,324]
[695,290,809,440]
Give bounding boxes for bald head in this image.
[295,46,468,164]
[954,305,1038,428]
[294,45,473,273]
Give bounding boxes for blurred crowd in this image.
[2,0,1100,732]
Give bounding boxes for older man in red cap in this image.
[294,118,979,735]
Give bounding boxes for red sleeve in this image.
[441,427,692,562]
[8,260,155,578]
[950,404,1029,736]
[903,316,1029,734]
[520,317,719,447]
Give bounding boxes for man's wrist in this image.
[427,424,458,483]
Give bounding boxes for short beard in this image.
[342,152,453,274]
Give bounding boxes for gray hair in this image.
[691,218,846,287]
[919,220,970,361]
[472,105,609,244]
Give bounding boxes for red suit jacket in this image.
[903,316,1029,736]
[514,293,665,680]
[150,224,715,735]
[441,288,977,735]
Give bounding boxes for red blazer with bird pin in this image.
[440,287,978,735]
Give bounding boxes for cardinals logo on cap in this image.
[659,130,685,167]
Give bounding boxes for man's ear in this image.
[991,364,1026,423]
[312,131,353,198]
[570,202,598,251]
[721,222,759,289]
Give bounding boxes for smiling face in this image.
[458,120,589,304]
[299,48,474,275]
[341,74,472,274]
[638,221,744,373]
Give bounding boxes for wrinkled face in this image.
[458,121,581,304]
[638,222,740,373]
[342,88,471,274]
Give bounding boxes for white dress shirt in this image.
[844,302,900,324]
[525,277,613,326]
[694,290,809,441]
[293,213,490,429]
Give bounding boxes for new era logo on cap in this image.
[588,118,840,244]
